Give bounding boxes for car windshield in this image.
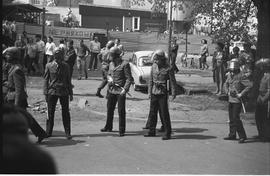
[138,56,153,67]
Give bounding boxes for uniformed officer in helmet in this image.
[255,58,270,142]
[100,46,133,136]
[3,47,48,143]
[224,59,253,143]
[144,49,177,140]
[95,40,115,98]
[43,47,73,139]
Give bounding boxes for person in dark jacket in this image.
[170,37,179,73]
[255,58,270,142]
[224,59,253,143]
[43,47,73,139]
[64,40,77,78]
[2,104,57,174]
[100,47,134,136]
[144,50,177,140]
[96,40,115,98]
[3,47,48,143]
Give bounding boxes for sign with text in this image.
[47,26,106,39]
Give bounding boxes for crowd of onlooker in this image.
[2,20,17,46]
[2,31,125,81]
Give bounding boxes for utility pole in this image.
[168,0,173,65]
[42,7,45,40]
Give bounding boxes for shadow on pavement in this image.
[172,134,217,140]
[173,127,208,133]
[126,97,148,101]
[244,137,270,143]
[72,130,147,138]
[40,138,85,147]
[73,93,97,97]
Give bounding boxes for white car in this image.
[129,51,154,90]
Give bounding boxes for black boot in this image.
[96,88,104,98]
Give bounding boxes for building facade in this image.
[79,4,167,32]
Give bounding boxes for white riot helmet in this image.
[256,58,270,70]
[229,59,240,71]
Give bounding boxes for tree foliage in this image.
[130,0,257,43]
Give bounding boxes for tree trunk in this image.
[247,0,270,110]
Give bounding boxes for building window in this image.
[32,0,41,5]
[132,17,140,31]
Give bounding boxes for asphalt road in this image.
[30,120,269,174]
[26,72,270,174]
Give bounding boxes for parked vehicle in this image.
[129,51,154,90]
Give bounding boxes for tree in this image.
[131,0,270,109]
[131,0,257,43]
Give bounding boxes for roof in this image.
[79,3,167,18]
[134,51,154,59]
[3,3,43,13]
[80,3,152,12]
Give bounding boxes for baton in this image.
[234,88,246,114]
[240,98,247,114]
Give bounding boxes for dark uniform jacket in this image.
[108,61,133,94]
[64,46,77,66]
[258,73,270,105]
[225,72,253,103]
[44,61,73,96]
[6,64,28,106]
[148,63,177,96]
[98,48,111,70]
[2,62,12,98]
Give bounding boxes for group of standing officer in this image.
[2,38,269,142]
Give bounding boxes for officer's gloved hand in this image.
[236,93,242,98]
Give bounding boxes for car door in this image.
[129,53,140,85]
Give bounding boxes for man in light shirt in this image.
[88,36,101,71]
[35,34,45,74]
[45,36,56,64]
[76,40,90,80]
[114,38,124,57]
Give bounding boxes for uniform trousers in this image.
[46,95,71,136]
[145,108,164,129]
[76,56,88,78]
[255,103,270,138]
[105,93,126,133]
[228,103,247,139]
[148,94,171,137]
[37,52,44,74]
[89,52,99,70]
[98,68,108,89]
[7,99,47,138]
